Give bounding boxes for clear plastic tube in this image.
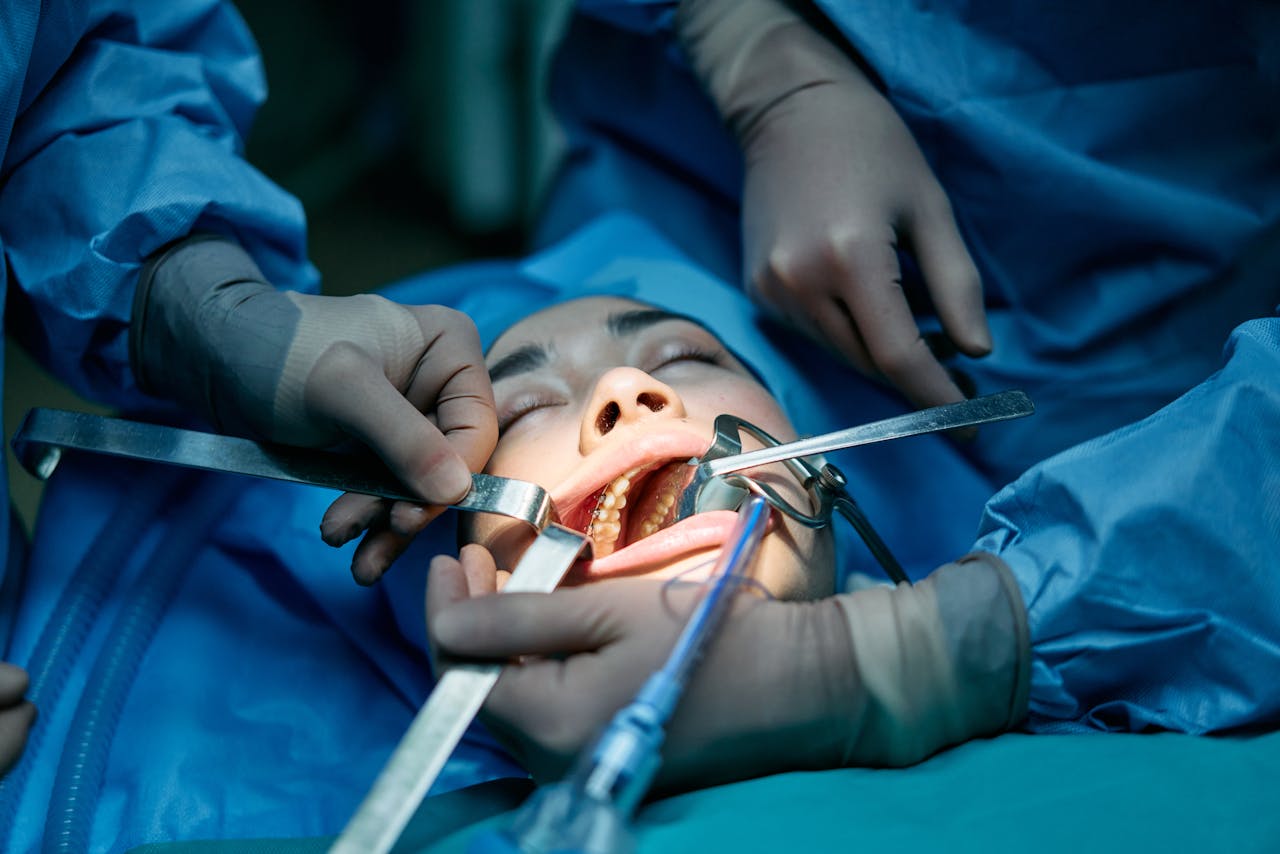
[0,464,183,850]
[43,473,242,853]
[657,494,769,699]
[481,496,771,854]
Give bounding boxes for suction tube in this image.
[485,496,772,854]
[0,463,184,849]
[42,472,243,853]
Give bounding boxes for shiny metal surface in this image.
[674,390,1035,585]
[677,390,1033,520]
[11,408,556,528]
[10,407,587,854]
[330,524,591,854]
[704,390,1033,479]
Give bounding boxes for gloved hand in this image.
[131,235,498,584]
[427,546,1029,789]
[427,544,861,789]
[0,662,34,777]
[678,0,992,410]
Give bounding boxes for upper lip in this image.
[550,425,710,535]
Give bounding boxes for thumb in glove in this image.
[132,235,497,582]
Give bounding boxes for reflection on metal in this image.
[10,407,590,854]
[675,390,1035,584]
[11,408,555,528]
[330,525,590,854]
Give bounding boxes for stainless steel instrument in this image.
[13,390,1033,535]
[673,390,1034,584]
[11,408,557,529]
[677,389,1033,518]
[9,389,1034,853]
[9,407,589,854]
[330,525,590,854]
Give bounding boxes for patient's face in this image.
[467,296,833,599]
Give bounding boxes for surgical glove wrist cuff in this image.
[676,0,866,142]
[131,234,283,437]
[833,552,1030,766]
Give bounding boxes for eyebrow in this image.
[488,307,709,384]
[488,344,549,384]
[606,308,698,337]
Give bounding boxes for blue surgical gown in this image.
[5,0,1280,850]
[6,213,1008,851]
[0,0,316,580]
[540,0,1280,732]
[1,1,314,849]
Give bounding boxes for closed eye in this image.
[647,345,725,373]
[497,393,566,433]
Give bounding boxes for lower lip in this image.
[572,511,743,581]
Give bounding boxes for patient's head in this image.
[464,296,834,600]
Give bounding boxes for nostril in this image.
[596,401,620,434]
[637,392,666,413]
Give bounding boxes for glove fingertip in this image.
[432,606,470,649]
[352,561,384,587]
[407,455,473,506]
[320,518,359,547]
[958,325,994,357]
[0,664,29,704]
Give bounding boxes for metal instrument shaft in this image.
[703,390,1031,478]
[11,408,556,528]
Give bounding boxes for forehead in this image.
[486,296,704,363]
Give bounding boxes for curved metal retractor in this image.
[681,414,908,585]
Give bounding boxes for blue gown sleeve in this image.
[575,0,678,34]
[973,313,1280,735]
[0,0,317,409]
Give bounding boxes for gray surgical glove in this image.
[677,0,991,409]
[427,547,1029,790]
[835,553,1031,766]
[131,235,497,583]
[0,663,34,777]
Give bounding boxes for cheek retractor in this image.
[673,390,1035,585]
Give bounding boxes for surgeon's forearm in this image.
[835,554,1031,766]
[676,0,875,142]
[660,553,1028,790]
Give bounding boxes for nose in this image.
[579,367,686,453]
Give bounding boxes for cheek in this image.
[472,416,580,568]
[740,390,798,441]
[485,417,580,483]
[688,381,796,443]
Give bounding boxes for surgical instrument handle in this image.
[11,408,557,529]
[699,389,1033,477]
[331,525,591,854]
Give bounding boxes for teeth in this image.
[586,463,685,557]
[586,467,636,557]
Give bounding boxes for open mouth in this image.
[560,458,694,558]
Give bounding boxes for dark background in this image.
[4,0,574,533]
